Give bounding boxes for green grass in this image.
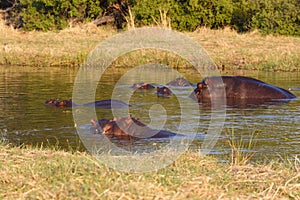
[0,142,299,199]
[0,21,300,199]
[226,127,259,166]
[0,20,299,71]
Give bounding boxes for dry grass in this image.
[187,27,300,71]
[0,142,299,199]
[0,19,116,67]
[1,18,300,71]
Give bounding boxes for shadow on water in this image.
[0,66,299,162]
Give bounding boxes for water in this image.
[0,66,299,162]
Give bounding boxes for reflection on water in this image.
[0,66,299,162]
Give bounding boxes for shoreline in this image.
[0,23,299,72]
[0,142,299,199]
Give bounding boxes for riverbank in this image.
[0,19,299,71]
[0,142,299,199]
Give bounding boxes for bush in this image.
[1,0,300,36]
[132,0,234,31]
[250,0,300,36]
[231,0,258,33]
[19,0,103,31]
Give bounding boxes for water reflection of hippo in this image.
[167,78,192,87]
[191,76,296,103]
[90,116,178,139]
[45,99,130,108]
[132,82,155,90]
[157,86,172,97]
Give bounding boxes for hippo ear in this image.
[90,119,99,128]
[125,117,133,125]
[204,78,210,85]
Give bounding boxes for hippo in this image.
[190,76,296,105]
[45,98,73,107]
[132,82,155,90]
[157,86,172,97]
[45,99,130,108]
[90,116,178,139]
[166,78,192,87]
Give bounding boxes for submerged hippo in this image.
[157,86,172,97]
[190,76,296,104]
[45,99,73,107]
[132,82,155,90]
[166,77,192,87]
[45,99,130,108]
[90,116,178,139]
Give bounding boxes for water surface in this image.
[0,66,299,162]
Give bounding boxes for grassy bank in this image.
[0,19,299,71]
[0,143,299,199]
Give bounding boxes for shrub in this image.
[132,0,234,31]
[1,0,300,36]
[19,0,103,31]
[250,0,300,36]
[231,0,258,33]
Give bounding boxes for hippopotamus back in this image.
[193,76,296,102]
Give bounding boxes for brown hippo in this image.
[90,116,178,139]
[45,99,130,108]
[45,99,73,107]
[166,77,192,87]
[157,86,172,97]
[132,82,155,90]
[190,76,296,104]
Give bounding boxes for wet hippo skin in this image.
[131,82,155,90]
[45,99,130,108]
[156,86,172,97]
[166,78,192,87]
[91,116,178,139]
[190,76,296,104]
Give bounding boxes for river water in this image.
[0,66,299,162]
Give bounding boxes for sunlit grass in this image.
[226,127,259,166]
[0,18,299,71]
[0,142,299,199]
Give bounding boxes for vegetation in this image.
[1,0,299,35]
[0,141,299,199]
[1,16,299,71]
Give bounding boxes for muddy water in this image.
[0,66,299,162]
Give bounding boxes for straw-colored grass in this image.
[188,28,300,71]
[0,19,116,67]
[0,17,299,71]
[0,142,299,199]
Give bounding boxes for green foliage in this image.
[181,0,233,30]
[131,0,233,31]
[19,0,103,31]
[251,0,300,36]
[2,0,300,36]
[231,0,258,32]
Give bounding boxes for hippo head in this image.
[190,79,209,101]
[101,119,115,135]
[157,86,172,97]
[132,82,155,90]
[58,99,72,107]
[191,77,226,102]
